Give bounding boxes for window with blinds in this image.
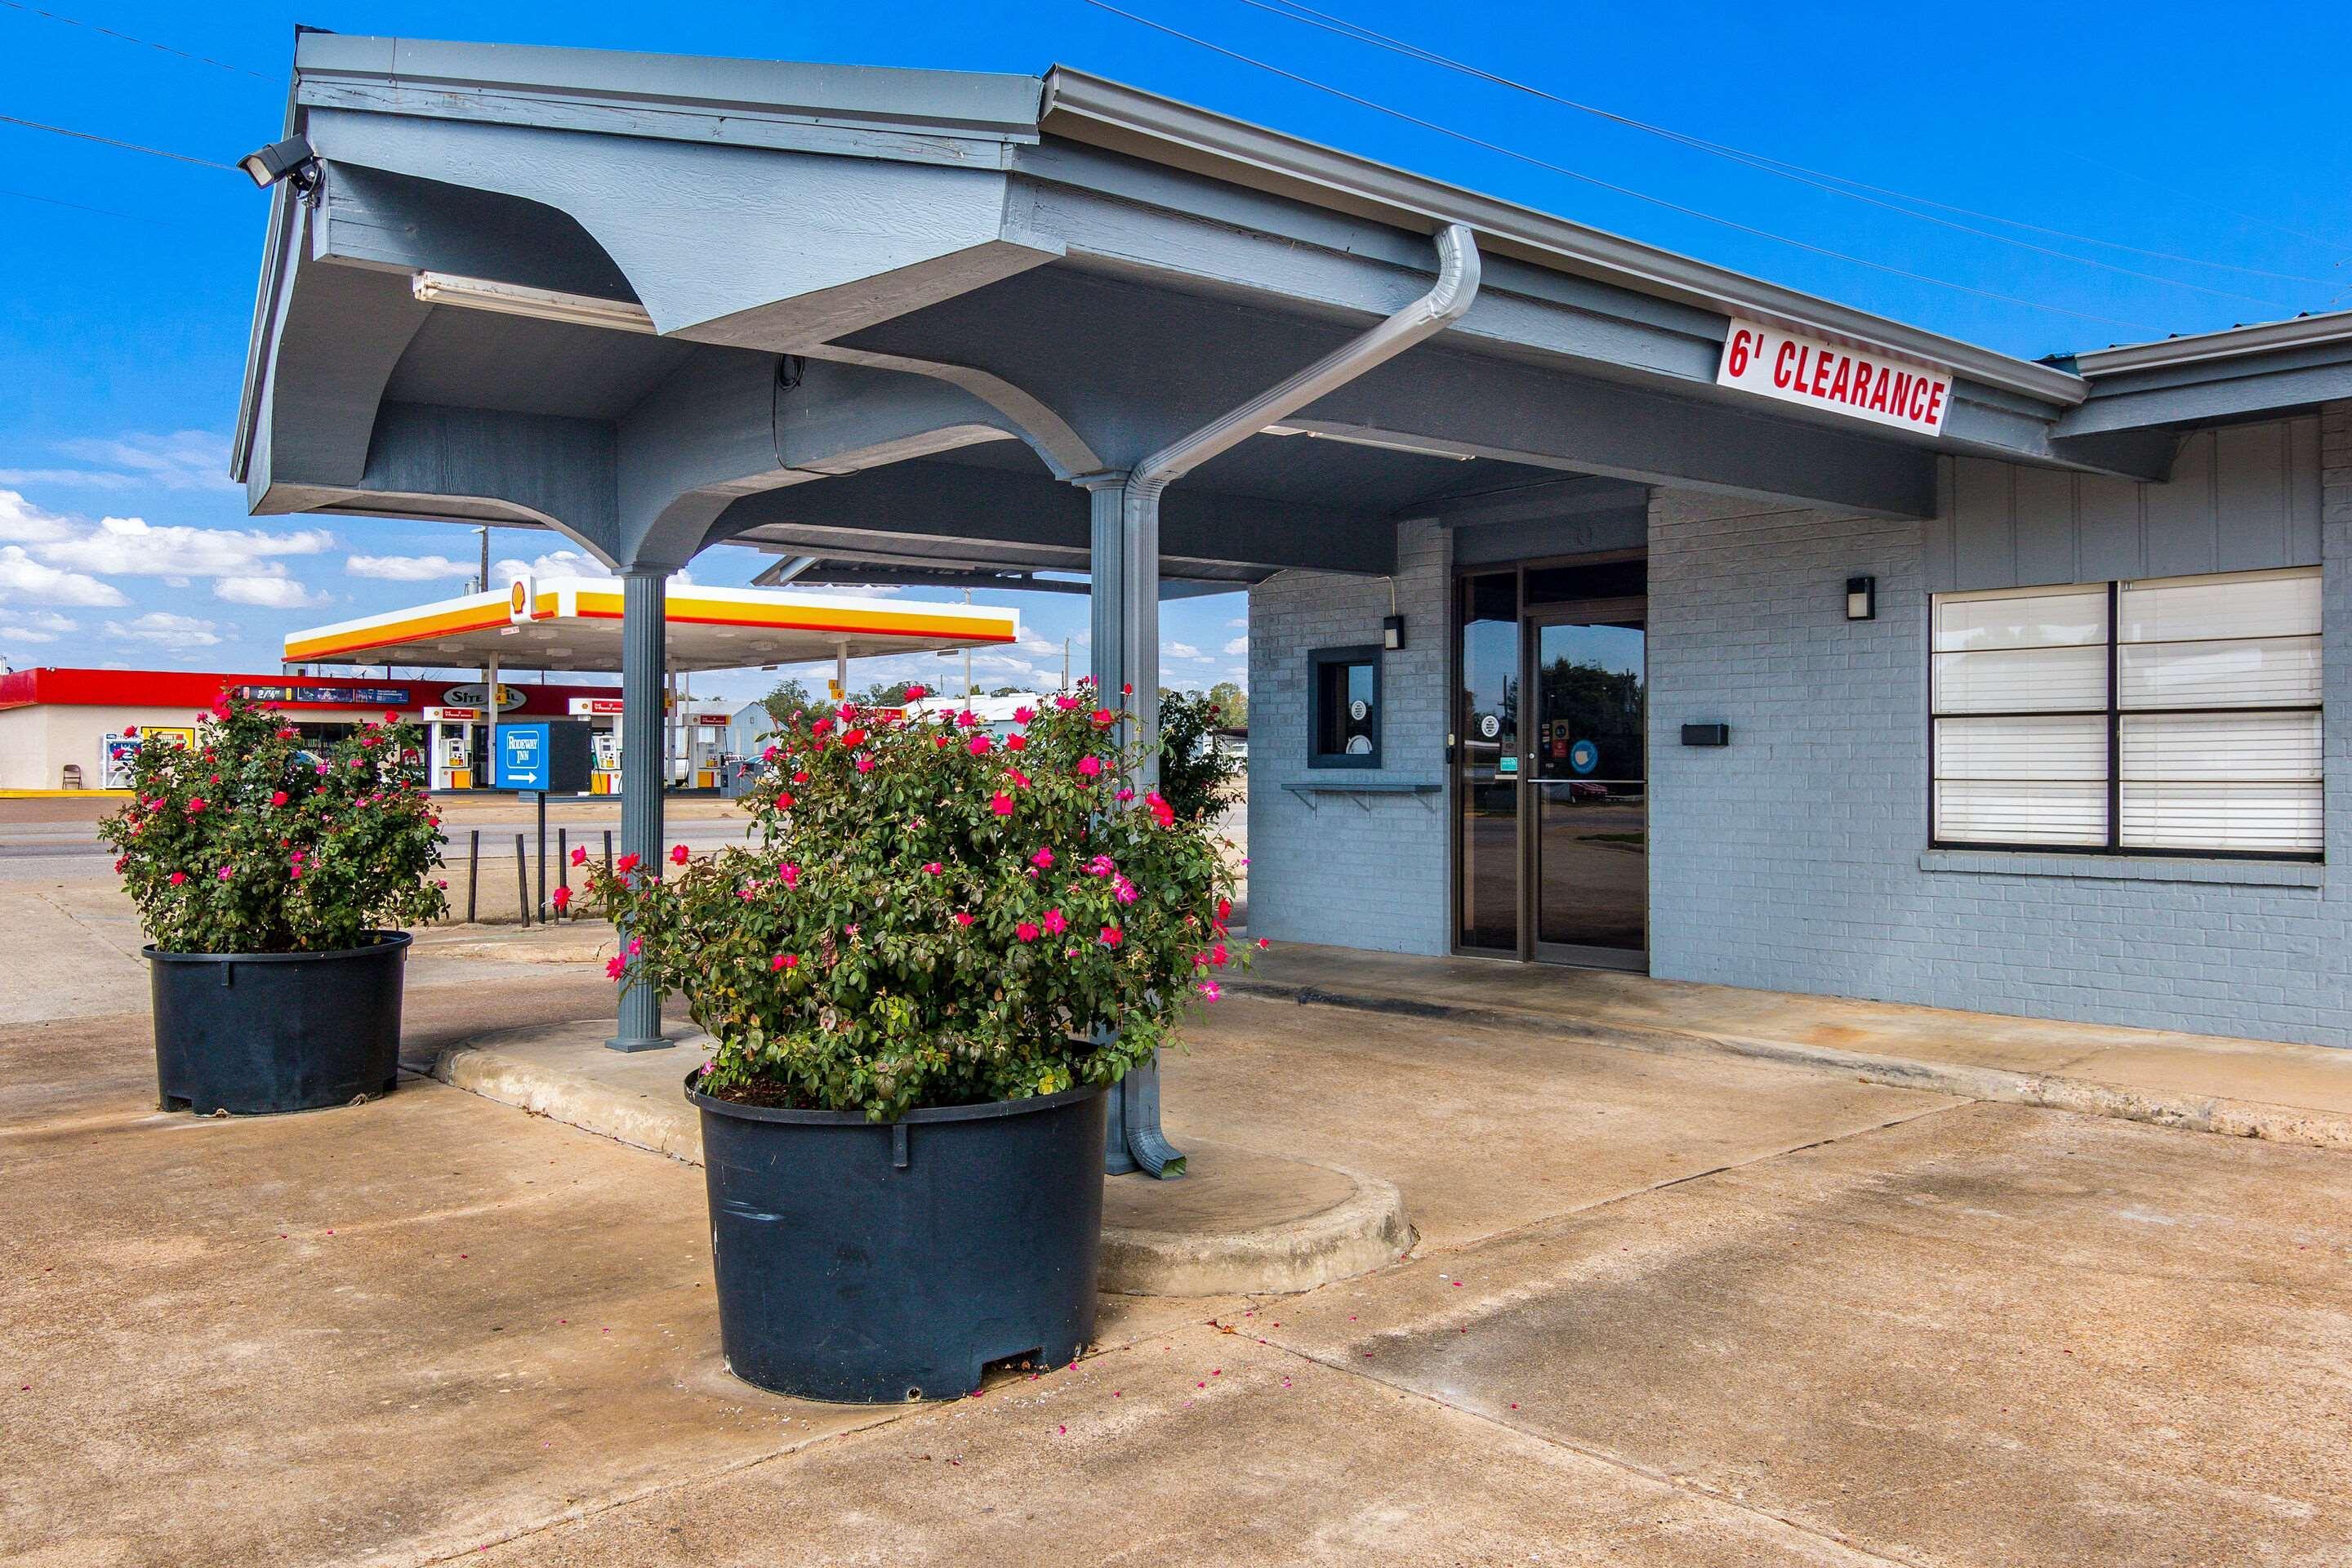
[1931,567,2322,858]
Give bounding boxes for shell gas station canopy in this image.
[284,577,1020,674]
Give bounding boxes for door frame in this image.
[1447,553,1650,970]
[1522,599,1649,972]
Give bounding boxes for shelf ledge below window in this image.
[1282,779,1443,812]
[1919,849,2322,889]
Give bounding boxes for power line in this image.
[1241,0,2333,305]
[1079,0,2162,332]
[0,110,236,170]
[0,0,274,81]
[0,182,167,225]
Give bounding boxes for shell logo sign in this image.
[507,574,534,623]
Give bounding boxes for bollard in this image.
[603,829,613,877]
[514,834,531,927]
[556,827,569,920]
[466,830,480,923]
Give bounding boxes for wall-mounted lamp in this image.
[238,134,320,197]
[1383,614,1405,651]
[1845,575,1878,621]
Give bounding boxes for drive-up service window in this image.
[1931,566,2322,858]
[1309,646,1381,768]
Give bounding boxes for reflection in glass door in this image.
[1530,612,1646,965]
[1455,574,1520,951]
[1453,561,1647,969]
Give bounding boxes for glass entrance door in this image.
[1453,561,1648,969]
[1529,609,1647,966]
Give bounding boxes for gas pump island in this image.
[283,576,1021,795]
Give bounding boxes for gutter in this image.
[2071,308,2352,377]
[1130,221,1481,498]
[1040,67,2086,410]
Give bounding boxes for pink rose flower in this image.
[1076,755,1102,777]
[1043,908,1067,936]
[269,790,288,808]
[605,956,626,979]
[968,733,991,755]
[923,862,942,875]
[990,791,1014,817]
[1013,706,1036,724]
[550,885,572,911]
[670,844,690,866]
[953,911,975,927]
[1016,921,1040,942]
[571,845,588,866]
[167,871,187,886]
[772,953,798,970]
[1098,926,1123,947]
[1031,847,1054,869]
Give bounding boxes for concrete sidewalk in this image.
[1235,942,2352,1150]
[9,963,2352,1565]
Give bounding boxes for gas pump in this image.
[566,696,626,795]
[422,706,480,791]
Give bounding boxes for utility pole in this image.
[962,589,973,700]
[477,527,494,790]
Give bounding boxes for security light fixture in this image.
[1845,575,1877,621]
[1383,614,1405,650]
[238,134,318,194]
[412,271,657,334]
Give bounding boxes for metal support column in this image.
[1083,472,1183,1178]
[607,567,672,1053]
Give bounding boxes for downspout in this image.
[1102,222,1480,1181]
[1129,221,1481,500]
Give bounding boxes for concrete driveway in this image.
[5,960,2348,1564]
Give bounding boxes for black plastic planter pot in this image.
[689,1075,1107,1403]
[147,932,412,1116]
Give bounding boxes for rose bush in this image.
[99,694,448,953]
[584,681,1256,1121]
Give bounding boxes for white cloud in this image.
[0,610,77,643]
[38,514,333,578]
[1168,642,1205,660]
[0,546,127,606]
[1227,617,1247,628]
[346,553,476,581]
[0,490,74,544]
[496,550,693,587]
[0,430,236,492]
[214,574,332,609]
[1222,636,1248,657]
[105,611,226,649]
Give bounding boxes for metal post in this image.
[556,826,568,919]
[608,568,671,1053]
[513,834,530,927]
[483,653,499,791]
[534,791,546,919]
[466,830,479,923]
[603,829,613,877]
[1084,473,1182,1178]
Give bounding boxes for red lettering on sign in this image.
[1848,359,1873,405]
[1923,381,1947,426]
[1826,357,1851,403]
[1773,340,1797,388]
[1869,368,1891,412]
[1726,328,1753,376]
[1909,378,1929,421]
[1810,352,1833,398]
[1890,372,1913,418]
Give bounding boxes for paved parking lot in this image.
[3,868,2347,1566]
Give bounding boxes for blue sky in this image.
[3,0,2347,702]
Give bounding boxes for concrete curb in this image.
[1229,978,2352,1153]
[1098,1174,1414,1298]
[431,1037,1418,1297]
[434,1043,704,1164]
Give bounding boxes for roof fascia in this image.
[1040,66,2085,410]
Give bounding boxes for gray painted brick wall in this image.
[1648,402,2352,1046]
[1245,519,1452,955]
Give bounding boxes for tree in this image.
[1157,688,1245,822]
[1205,680,1248,729]
[762,678,817,724]
[856,679,917,707]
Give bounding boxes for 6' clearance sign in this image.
[1717,318,1953,436]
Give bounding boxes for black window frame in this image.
[1307,644,1383,769]
[1928,574,2323,863]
